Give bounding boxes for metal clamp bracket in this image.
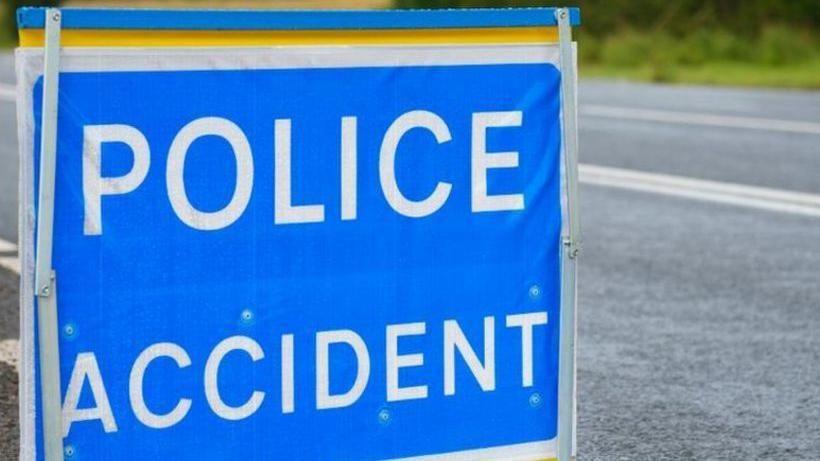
[563,236,581,260]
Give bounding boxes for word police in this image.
[62,312,548,436]
[82,110,526,235]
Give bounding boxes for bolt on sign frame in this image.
[17,7,581,461]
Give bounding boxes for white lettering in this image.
[444,317,495,396]
[62,352,118,436]
[316,330,370,409]
[274,119,325,224]
[166,117,254,230]
[340,116,358,221]
[386,322,427,402]
[471,111,525,212]
[129,342,192,429]
[506,312,548,387]
[82,124,150,235]
[380,110,452,217]
[281,334,295,414]
[204,336,265,420]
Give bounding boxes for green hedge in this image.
[395,0,820,87]
[394,0,818,38]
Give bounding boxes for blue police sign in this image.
[17,8,581,461]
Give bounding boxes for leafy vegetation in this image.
[579,25,820,88]
[396,0,820,88]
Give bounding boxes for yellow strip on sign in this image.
[18,27,558,47]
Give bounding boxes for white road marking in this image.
[0,339,17,369]
[0,238,14,252]
[0,82,15,102]
[580,164,820,218]
[0,238,19,274]
[0,238,19,368]
[0,256,19,274]
[582,104,820,135]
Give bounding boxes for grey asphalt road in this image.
[0,52,13,82]
[1,50,819,459]
[0,52,17,243]
[580,80,820,195]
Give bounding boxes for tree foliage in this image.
[394,0,819,38]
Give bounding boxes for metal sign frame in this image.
[21,7,581,461]
[33,8,65,461]
[555,8,581,461]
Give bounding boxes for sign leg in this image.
[555,7,581,461]
[34,8,65,461]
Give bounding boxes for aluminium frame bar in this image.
[555,7,581,461]
[34,8,65,461]
[16,7,581,30]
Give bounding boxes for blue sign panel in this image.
[29,55,563,460]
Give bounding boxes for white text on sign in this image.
[61,312,549,436]
[81,110,525,234]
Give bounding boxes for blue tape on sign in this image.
[28,58,564,460]
[17,7,581,30]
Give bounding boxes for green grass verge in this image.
[582,60,820,90]
[579,25,820,89]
